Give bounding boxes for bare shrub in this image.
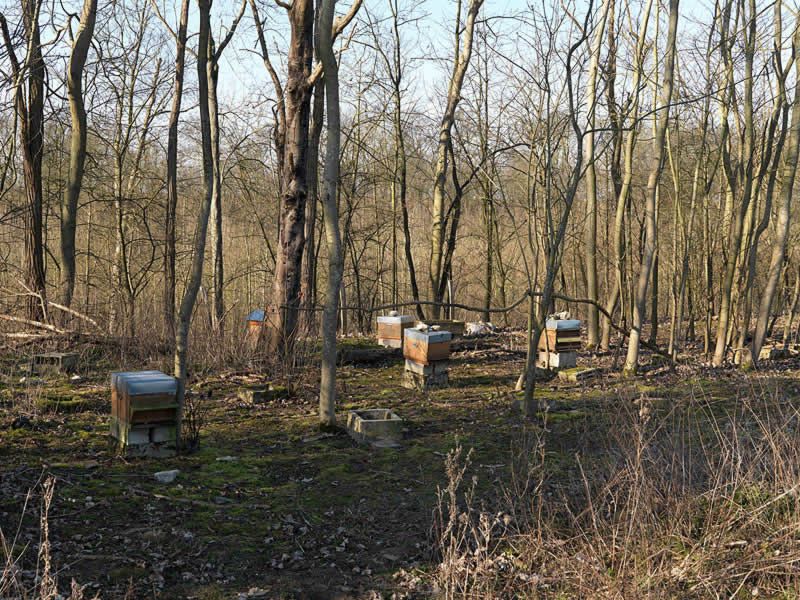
[433,384,800,598]
[181,389,209,452]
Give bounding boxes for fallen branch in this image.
[0,314,68,334]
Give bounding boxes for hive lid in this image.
[111,371,177,396]
[545,319,581,331]
[404,328,452,343]
[377,315,414,324]
[246,309,266,322]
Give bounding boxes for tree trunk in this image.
[623,0,679,374]
[174,0,216,446]
[271,0,315,356]
[429,0,484,317]
[163,0,190,340]
[752,14,800,361]
[317,0,357,427]
[582,0,610,349]
[60,0,97,311]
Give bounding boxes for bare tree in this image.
[429,0,484,318]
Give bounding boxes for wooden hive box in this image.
[403,328,452,365]
[110,370,179,456]
[376,314,414,348]
[538,319,582,352]
[245,309,268,338]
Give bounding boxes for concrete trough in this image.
[346,408,403,448]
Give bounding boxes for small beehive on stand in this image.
[403,328,452,390]
[110,370,180,457]
[245,309,267,339]
[376,312,415,348]
[538,318,581,370]
[30,352,79,375]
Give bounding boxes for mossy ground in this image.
[1,339,799,598]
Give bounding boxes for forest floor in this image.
[1,331,799,599]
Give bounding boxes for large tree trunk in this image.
[270,0,315,356]
[1,1,48,321]
[163,0,190,340]
[623,0,679,374]
[60,0,96,311]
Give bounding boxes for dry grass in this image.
[433,384,800,598]
[1,476,97,600]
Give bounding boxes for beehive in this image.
[538,319,582,352]
[403,328,452,365]
[245,309,267,338]
[110,370,179,457]
[376,314,414,348]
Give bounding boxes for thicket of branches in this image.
[2,0,800,408]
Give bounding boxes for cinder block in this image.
[537,351,577,370]
[404,359,449,376]
[402,369,448,390]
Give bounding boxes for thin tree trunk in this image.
[429,0,484,317]
[174,0,216,446]
[623,0,679,374]
[582,0,610,349]
[60,0,96,311]
[752,15,800,361]
[163,0,190,340]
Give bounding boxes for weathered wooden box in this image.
[403,328,452,365]
[346,409,403,447]
[377,314,415,348]
[30,352,79,375]
[110,370,179,457]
